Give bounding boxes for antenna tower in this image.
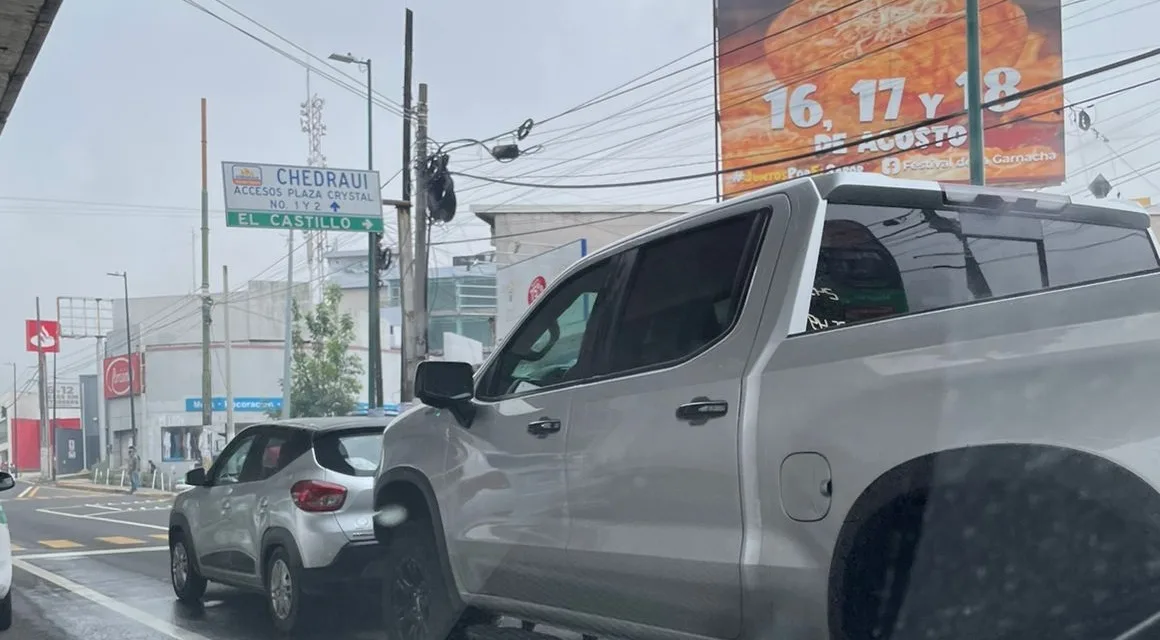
[300,71,328,301]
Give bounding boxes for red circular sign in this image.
[527,276,547,305]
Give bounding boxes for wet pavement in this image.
[1,480,383,639]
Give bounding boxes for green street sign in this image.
[226,211,383,233]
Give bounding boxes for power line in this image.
[453,48,1160,191]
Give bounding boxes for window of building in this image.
[802,204,1160,333]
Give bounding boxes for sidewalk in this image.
[54,478,177,497]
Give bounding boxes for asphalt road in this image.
[0,480,384,639]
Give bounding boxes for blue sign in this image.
[184,397,283,413]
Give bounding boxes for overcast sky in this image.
[0,0,1156,390]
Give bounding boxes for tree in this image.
[274,283,363,418]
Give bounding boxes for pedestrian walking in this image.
[127,446,141,494]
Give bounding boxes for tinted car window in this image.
[804,203,1160,332]
[481,260,612,398]
[314,428,383,477]
[604,211,763,373]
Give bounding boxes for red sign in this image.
[527,276,547,305]
[25,319,61,353]
[103,353,143,399]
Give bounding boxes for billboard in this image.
[45,382,81,409]
[714,0,1065,197]
[103,353,144,399]
[496,240,588,341]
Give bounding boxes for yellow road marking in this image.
[10,545,24,552]
[96,536,145,546]
[149,534,169,541]
[15,486,32,499]
[26,486,39,498]
[38,539,82,549]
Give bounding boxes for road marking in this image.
[36,506,168,531]
[10,545,23,552]
[26,486,39,498]
[150,534,169,541]
[96,536,145,545]
[38,539,83,549]
[13,558,212,640]
[16,545,167,561]
[15,486,32,499]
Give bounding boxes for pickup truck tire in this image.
[381,514,460,640]
[833,447,1160,640]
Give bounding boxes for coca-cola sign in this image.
[103,353,143,399]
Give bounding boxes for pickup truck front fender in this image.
[374,466,462,606]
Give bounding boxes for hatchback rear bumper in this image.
[300,540,382,594]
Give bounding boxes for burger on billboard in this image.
[714,0,1065,197]
[103,353,143,399]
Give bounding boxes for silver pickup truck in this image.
[373,173,1160,640]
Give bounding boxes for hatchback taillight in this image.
[291,479,347,512]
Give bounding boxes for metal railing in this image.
[91,466,179,492]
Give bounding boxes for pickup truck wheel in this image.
[381,516,459,640]
[839,482,1160,640]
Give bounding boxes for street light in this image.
[106,272,138,448]
[329,50,382,408]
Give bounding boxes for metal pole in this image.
[96,335,106,464]
[282,233,294,420]
[223,265,235,440]
[50,350,57,480]
[122,275,137,448]
[414,83,430,366]
[965,0,986,185]
[711,1,723,202]
[399,8,415,403]
[10,363,16,477]
[200,98,213,442]
[365,57,381,410]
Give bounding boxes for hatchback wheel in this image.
[266,547,308,634]
[170,534,207,603]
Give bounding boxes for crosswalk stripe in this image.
[39,539,83,549]
[96,536,146,545]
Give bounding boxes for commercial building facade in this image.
[102,279,399,475]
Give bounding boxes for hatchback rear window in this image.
[313,428,383,477]
[804,202,1160,332]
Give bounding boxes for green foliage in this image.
[272,284,363,418]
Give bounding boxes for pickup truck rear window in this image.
[806,203,1160,331]
[313,428,383,477]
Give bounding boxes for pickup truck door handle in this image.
[257,497,269,512]
[527,417,562,437]
[220,498,231,512]
[676,397,729,425]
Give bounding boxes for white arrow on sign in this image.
[362,219,373,230]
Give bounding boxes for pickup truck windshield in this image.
[808,202,1160,330]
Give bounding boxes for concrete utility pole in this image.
[398,8,416,402]
[413,83,430,368]
[200,98,213,437]
[7,363,16,477]
[965,0,986,185]
[35,297,48,477]
[223,266,235,440]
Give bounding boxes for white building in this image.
[470,204,696,266]
[104,279,398,474]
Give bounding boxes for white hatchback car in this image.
[0,471,17,630]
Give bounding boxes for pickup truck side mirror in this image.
[185,467,207,487]
[415,361,476,429]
